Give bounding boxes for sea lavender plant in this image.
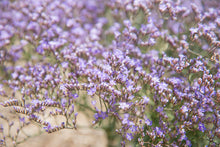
[0,0,219,146]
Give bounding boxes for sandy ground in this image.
[0,95,108,147]
[17,124,107,147]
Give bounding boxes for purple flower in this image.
[45,74,53,81]
[151,76,160,85]
[44,123,52,132]
[198,122,206,132]
[180,105,189,113]
[126,80,135,92]
[87,87,96,96]
[158,82,168,92]
[122,114,134,126]
[19,117,25,124]
[130,125,138,132]
[94,111,107,120]
[197,108,205,117]
[117,73,127,83]
[128,95,134,100]
[0,0,219,146]
[155,127,164,137]
[126,133,133,141]
[145,118,152,126]
[91,100,96,106]
[156,106,163,113]
[73,93,78,99]
[11,72,18,79]
[61,98,67,107]
[142,96,149,104]
[186,140,192,147]
[61,62,69,68]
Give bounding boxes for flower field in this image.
[0,0,219,146]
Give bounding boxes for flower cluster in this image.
[0,0,219,146]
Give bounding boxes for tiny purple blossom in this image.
[145,118,152,126]
[158,82,168,90]
[91,100,96,106]
[61,62,69,68]
[61,98,67,107]
[87,87,96,96]
[128,95,134,100]
[156,106,163,113]
[155,127,163,137]
[130,125,138,132]
[43,123,52,132]
[73,93,78,99]
[126,133,133,141]
[19,117,25,123]
[180,105,189,113]
[198,122,206,132]
[151,76,160,84]
[11,72,18,79]
[142,96,149,104]
[122,114,134,126]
